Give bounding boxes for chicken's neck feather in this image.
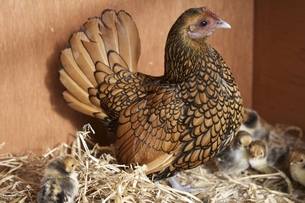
[164,30,223,84]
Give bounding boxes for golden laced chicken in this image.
[59,7,244,180]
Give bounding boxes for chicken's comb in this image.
[200,7,220,20]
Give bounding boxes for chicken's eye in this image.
[200,20,208,27]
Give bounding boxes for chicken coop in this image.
[1,0,305,202]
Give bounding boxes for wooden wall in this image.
[0,0,254,153]
[254,0,305,130]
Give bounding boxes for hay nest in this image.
[0,124,304,203]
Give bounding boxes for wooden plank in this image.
[0,0,253,153]
[254,0,305,131]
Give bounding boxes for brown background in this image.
[254,0,305,130]
[1,0,253,153]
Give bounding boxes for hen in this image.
[59,7,244,179]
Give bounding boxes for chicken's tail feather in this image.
[59,9,141,121]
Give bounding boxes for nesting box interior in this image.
[0,0,304,154]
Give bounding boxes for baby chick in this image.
[248,140,275,174]
[216,130,253,175]
[289,148,305,187]
[239,108,271,141]
[37,156,79,203]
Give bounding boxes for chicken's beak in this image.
[216,19,231,29]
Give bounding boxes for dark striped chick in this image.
[37,156,79,203]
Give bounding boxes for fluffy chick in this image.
[216,130,252,175]
[239,108,271,141]
[37,156,79,203]
[248,140,275,174]
[289,148,305,186]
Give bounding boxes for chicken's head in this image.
[289,149,305,167]
[248,140,267,159]
[235,130,253,148]
[174,7,231,40]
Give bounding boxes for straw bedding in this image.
[0,124,304,203]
